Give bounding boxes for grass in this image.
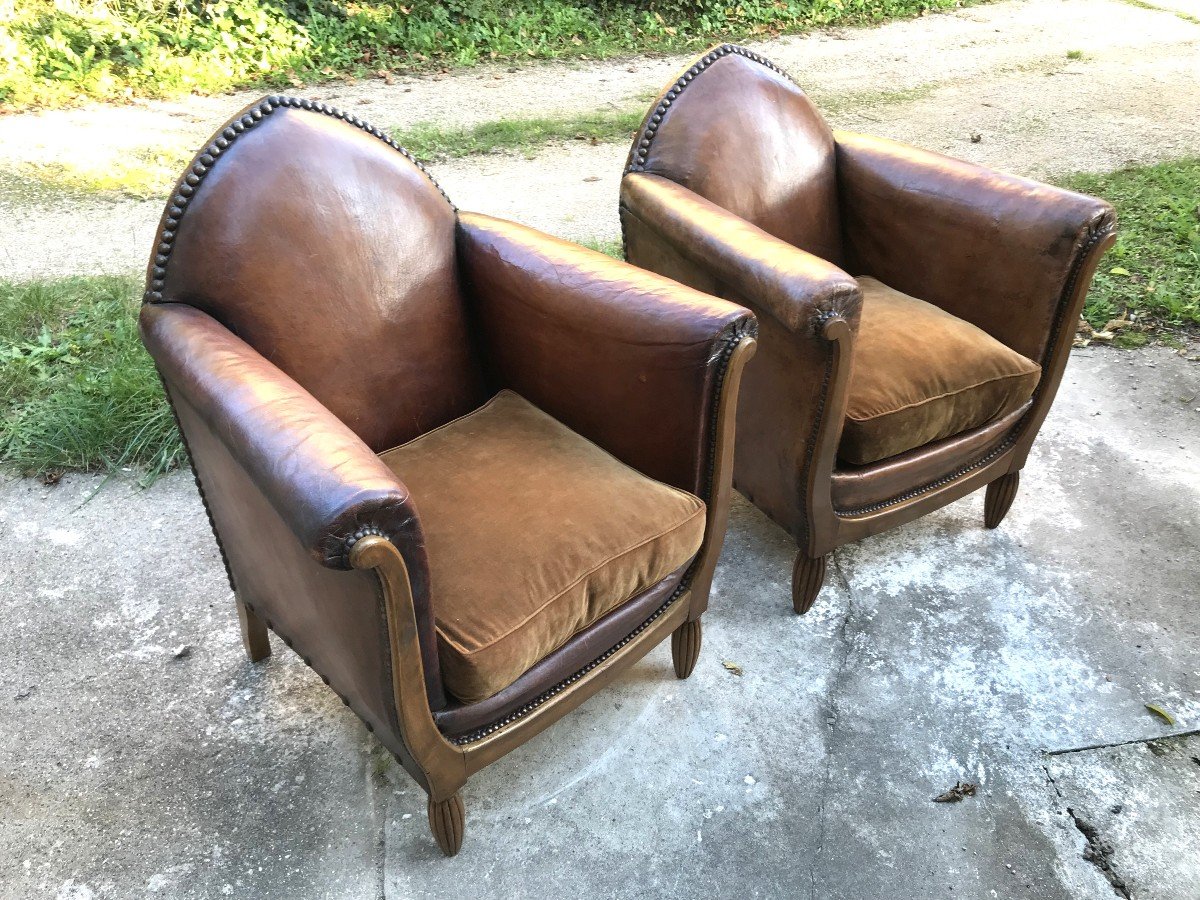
[393,108,646,162]
[579,238,624,258]
[0,276,183,480]
[1115,0,1200,25]
[0,0,976,113]
[3,158,1195,480]
[1059,158,1200,333]
[0,156,179,205]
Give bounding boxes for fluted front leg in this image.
[236,597,271,662]
[671,619,702,679]
[984,471,1020,529]
[792,553,827,615]
[428,792,466,857]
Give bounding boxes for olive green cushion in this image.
[839,277,1041,466]
[380,390,705,703]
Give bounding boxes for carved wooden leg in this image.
[671,619,702,679]
[428,792,465,857]
[236,597,271,662]
[792,552,827,615]
[984,471,1020,529]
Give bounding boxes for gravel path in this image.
[2,0,1199,279]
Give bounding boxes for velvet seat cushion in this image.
[379,390,706,704]
[839,277,1041,466]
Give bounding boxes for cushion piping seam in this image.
[844,367,1041,422]
[377,389,510,456]
[432,502,706,659]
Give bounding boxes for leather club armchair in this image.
[139,96,757,856]
[619,45,1116,614]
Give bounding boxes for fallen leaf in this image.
[1145,703,1176,725]
[1110,266,1131,277]
[932,781,977,803]
[1103,316,1129,332]
[40,469,63,486]
[1091,330,1115,342]
[582,176,600,182]
[1076,318,1094,336]
[722,660,744,677]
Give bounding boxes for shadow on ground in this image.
[1,346,1197,899]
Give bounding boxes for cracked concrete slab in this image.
[3,344,1197,898]
[0,475,385,898]
[1047,735,1200,900]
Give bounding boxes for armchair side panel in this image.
[169,391,431,788]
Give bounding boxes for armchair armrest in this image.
[455,211,755,500]
[619,171,861,546]
[141,300,448,721]
[620,172,862,334]
[835,130,1117,364]
[140,302,422,568]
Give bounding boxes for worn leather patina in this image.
[140,95,758,856]
[620,44,1116,613]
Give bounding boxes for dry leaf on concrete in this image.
[1145,703,1176,725]
[932,781,977,803]
[722,660,744,677]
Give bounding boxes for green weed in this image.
[0,276,182,479]
[393,109,644,162]
[1059,159,1200,332]
[1,0,977,112]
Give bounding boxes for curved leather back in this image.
[628,45,842,265]
[148,97,484,451]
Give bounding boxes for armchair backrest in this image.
[145,98,485,452]
[628,45,842,265]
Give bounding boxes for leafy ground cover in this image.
[1,157,1194,478]
[1,0,972,111]
[1061,158,1200,346]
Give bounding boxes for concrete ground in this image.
[2,347,1198,898]
[2,0,1200,897]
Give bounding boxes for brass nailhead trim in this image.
[142,94,455,305]
[835,218,1116,518]
[449,316,756,746]
[625,43,788,176]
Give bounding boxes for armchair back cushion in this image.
[634,49,842,265]
[155,106,485,451]
[380,391,706,703]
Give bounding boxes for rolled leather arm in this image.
[456,211,755,499]
[835,130,1116,362]
[619,171,862,334]
[140,302,424,569]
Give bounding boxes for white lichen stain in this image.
[55,881,96,900]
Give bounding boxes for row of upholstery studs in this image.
[452,584,688,745]
[629,44,786,172]
[143,94,454,304]
[244,600,380,737]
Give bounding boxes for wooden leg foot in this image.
[792,553,826,615]
[428,792,465,857]
[236,597,271,662]
[671,619,702,679]
[984,472,1020,529]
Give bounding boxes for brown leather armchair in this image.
[619,45,1116,614]
[139,96,756,856]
